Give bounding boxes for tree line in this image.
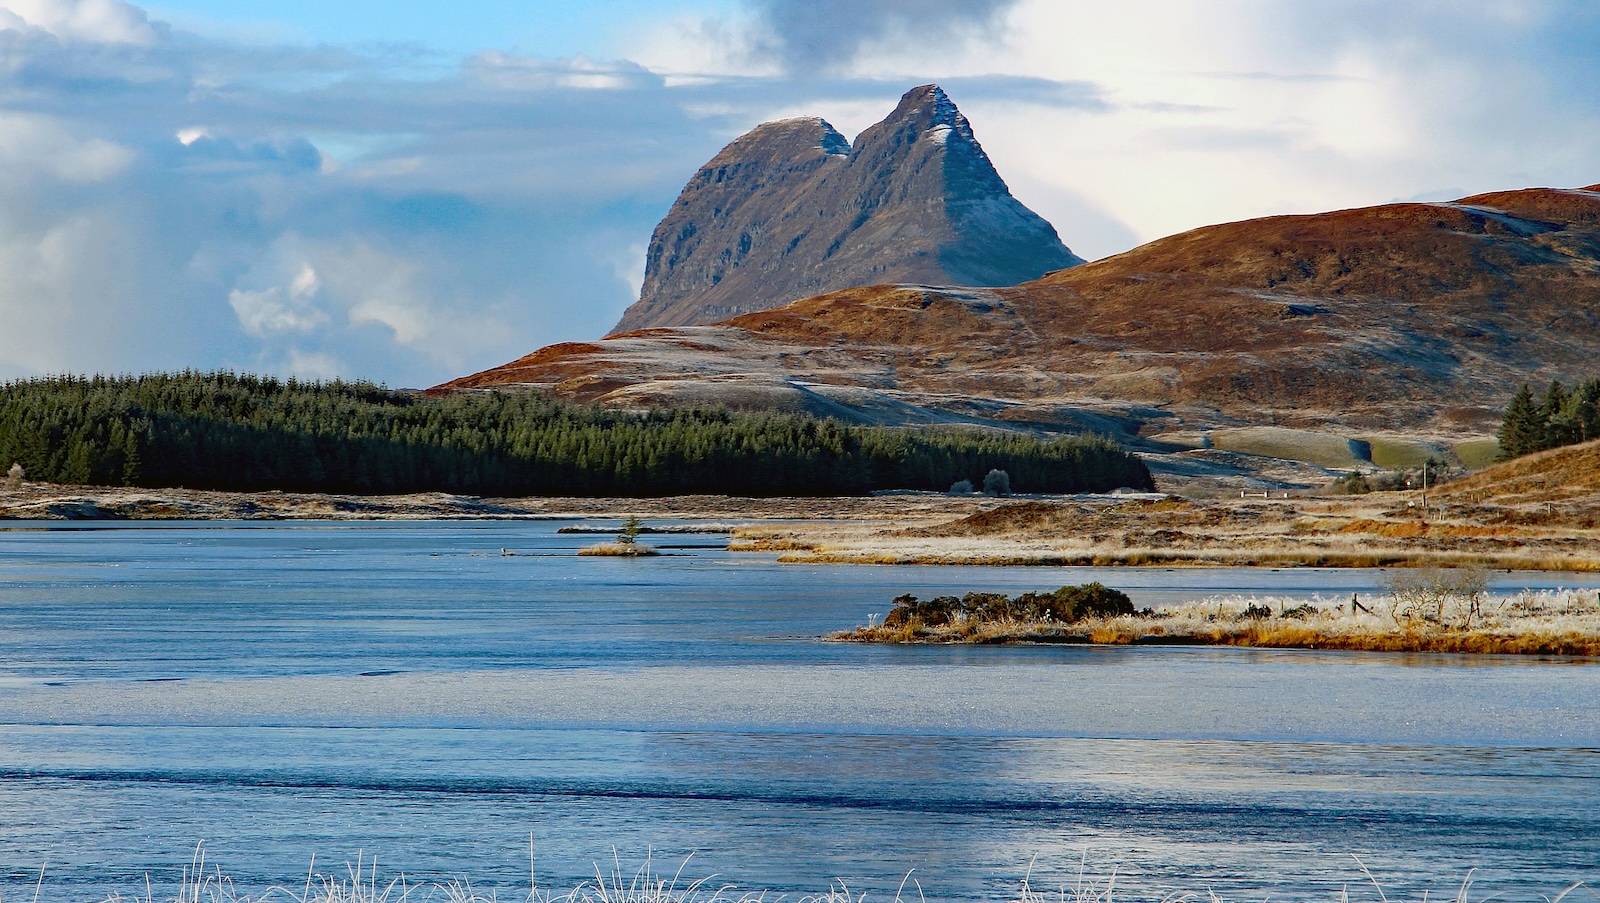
[1497,379,1600,460]
[0,372,1153,497]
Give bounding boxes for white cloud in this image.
[467,52,659,91]
[0,203,218,376]
[281,348,342,381]
[609,242,648,301]
[1,0,1597,385]
[627,0,1600,258]
[303,239,517,372]
[0,8,702,385]
[0,112,134,184]
[0,0,158,44]
[228,264,328,336]
[899,1,1599,253]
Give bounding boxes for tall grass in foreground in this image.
[5,849,1593,903]
[12,846,821,903]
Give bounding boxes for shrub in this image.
[947,479,974,495]
[983,469,1011,497]
[1328,471,1371,494]
[1236,602,1274,620]
[3,461,20,490]
[882,593,962,628]
[1048,582,1135,622]
[960,591,1014,621]
[1383,566,1490,628]
[881,582,1134,628]
[1009,591,1056,621]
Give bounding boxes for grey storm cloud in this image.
[748,0,1020,73]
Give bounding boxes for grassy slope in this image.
[1440,437,1600,503]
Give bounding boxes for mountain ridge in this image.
[609,84,1082,334]
[445,183,1600,467]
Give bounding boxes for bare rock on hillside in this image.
[609,84,1082,333]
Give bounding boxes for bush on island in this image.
[1047,582,1135,620]
[881,582,1134,628]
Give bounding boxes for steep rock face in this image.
[445,185,1600,443]
[609,84,1082,333]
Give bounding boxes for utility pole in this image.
[1421,461,1428,517]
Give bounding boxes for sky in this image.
[0,0,1597,387]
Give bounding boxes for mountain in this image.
[608,84,1082,334]
[443,185,1600,457]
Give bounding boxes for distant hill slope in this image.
[609,84,1082,334]
[1432,438,1600,529]
[447,184,1600,449]
[1439,439,1600,505]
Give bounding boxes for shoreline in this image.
[0,483,1009,523]
[833,622,1600,656]
[832,592,1600,656]
[6,481,1600,573]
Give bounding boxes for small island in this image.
[833,577,1600,656]
[577,515,660,556]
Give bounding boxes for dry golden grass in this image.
[577,542,660,557]
[732,481,1600,571]
[835,590,1600,656]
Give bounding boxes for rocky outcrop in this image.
[609,84,1082,333]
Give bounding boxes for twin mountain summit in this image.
[443,84,1600,467]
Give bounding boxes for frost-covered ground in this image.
[838,588,1600,655]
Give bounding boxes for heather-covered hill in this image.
[1438,437,1600,520]
[445,184,1600,459]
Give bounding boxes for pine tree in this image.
[1539,380,1571,450]
[0,372,1153,495]
[1563,379,1600,445]
[617,515,642,545]
[1498,384,1542,460]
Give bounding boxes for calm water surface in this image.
[1,520,1598,903]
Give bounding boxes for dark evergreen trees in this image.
[1498,384,1542,460]
[0,372,1153,497]
[1539,380,1571,450]
[1498,378,1600,461]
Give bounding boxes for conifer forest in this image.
[0,372,1153,497]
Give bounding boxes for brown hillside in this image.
[443,184,1600,473]
[1438,439,1600,509]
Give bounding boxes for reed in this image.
[11,849,1592,903]
[24,847,799,903]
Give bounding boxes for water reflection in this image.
[0,521,1596,902]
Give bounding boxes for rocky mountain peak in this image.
[707,116,849,168]
[608,85,1082,334]
[878,83,967,138]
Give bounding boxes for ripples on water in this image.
[0,521,1597,902]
